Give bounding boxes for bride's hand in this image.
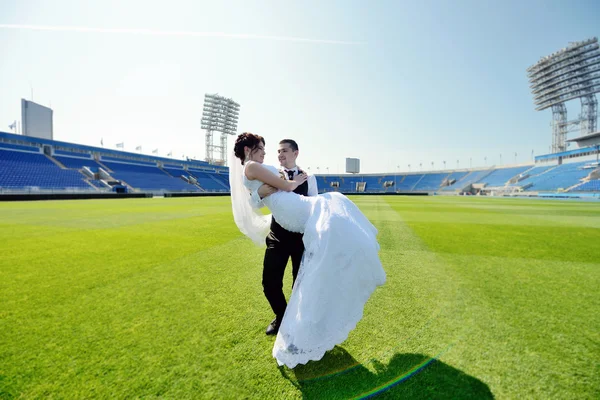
[290,173,308,190]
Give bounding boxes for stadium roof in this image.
[535,145,599,161]
[566,131,600,143]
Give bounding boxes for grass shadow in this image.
[279,347,493,399]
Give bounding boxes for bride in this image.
[229,132,386,368]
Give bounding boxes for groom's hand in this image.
[258,184,278,199]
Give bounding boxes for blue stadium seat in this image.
[525,162,591,191]
[397,175,423,191]
[412,173,450,191]
[53,150,91,158]
[54,155,104,170]
[101,160,201,192]
[571,179,600,192]
[0,149,90,189]
[442,169,491,191]
[508,165,555,187]
[101,156,157,166]
[0,143,41,152]
[188,169,229,191]
[479,166,532,187]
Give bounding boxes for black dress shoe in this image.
[266,318,281,335]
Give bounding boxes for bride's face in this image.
[246,143,265,163]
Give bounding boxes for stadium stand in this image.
[53,155,104,170]
[443,171,469,185]
[211,173,229,188]
[100,160,200,192]
[524,162,591,191]
[397,174,423,191]
[315,175,337,192]
[412,173,450,191]
[88,179,107,189]
[162,166,188,179]
[0,143,41,152]
[479,166,532,187]
[0,148,90,190]
[442,169,492,191]
[188,169,229,191]
[572,179,600,192]
[1,130,598,196]
[361,176,383,192]
[508,165,556,187]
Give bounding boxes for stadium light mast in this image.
[527,37,600,153]
[201,93,240,166]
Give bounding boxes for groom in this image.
[250,139,318,335]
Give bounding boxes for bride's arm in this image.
[249,189,264,209]
[245,163,307,192]
[257,184,278,199]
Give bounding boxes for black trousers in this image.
[262,230,305,321]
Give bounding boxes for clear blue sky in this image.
[0,0,598,173]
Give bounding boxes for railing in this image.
[0,187,108,194]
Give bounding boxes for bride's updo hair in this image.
[234,132,265,164]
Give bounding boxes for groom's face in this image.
[278,143,298,168]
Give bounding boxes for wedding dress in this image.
[241,161,386,368]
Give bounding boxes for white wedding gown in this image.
[243,162,386,368]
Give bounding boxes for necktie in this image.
[286,170,294,180]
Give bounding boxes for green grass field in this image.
[1,196,599,399]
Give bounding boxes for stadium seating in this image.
[188,169,229,191]
[88,179,107,189]
[54,155,104,170]
[162,166,187,178]
[571,179,600,192]
[338,176,358,192]
[412,173,450,191]
[508,165,556,187]
[53,149,91,158]
[101,160,200,192]
[397,174,423,191]
[211,173,229,188]
[442,169,491,191]
[444,171,469,182]
[361,176,383,192]
[0,143,41,152]
[525,162,592,191]
[479,166,532,187]
[378,175,398,192]
[101,156,156,166]
[1,128,597,195]
[0,148,90,189]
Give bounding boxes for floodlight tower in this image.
[201,93,240,165]
[527,37,600,153]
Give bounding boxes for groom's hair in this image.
[279,139,298,152]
